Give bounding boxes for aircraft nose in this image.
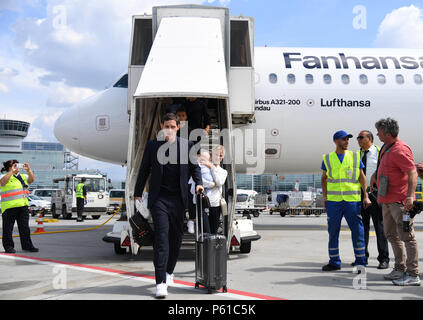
[54,107,82,152]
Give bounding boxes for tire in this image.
[51,204,59,219]
[114,243,127,255]
[62,205,71,219]
[280,211,286,217]
[240,241,251,254]
[253,211,259,218]
[92,215,101,220]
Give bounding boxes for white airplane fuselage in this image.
[54,47,423,173]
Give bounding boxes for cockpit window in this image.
[113,74,128,88]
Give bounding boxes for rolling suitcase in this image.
[194,192,228,294]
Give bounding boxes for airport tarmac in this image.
[0,211,422,301]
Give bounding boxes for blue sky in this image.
[1,0,423,180]
[230,0,423,47]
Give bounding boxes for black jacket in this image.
[134,137,202,210]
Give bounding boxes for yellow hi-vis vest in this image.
[75,183,85,199]
[0,174,30,213]
[323,150,361,202]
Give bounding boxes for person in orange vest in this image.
[0,160,38,253]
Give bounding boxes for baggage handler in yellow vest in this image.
[75,178,87,222]
[321,131,371,272]
[1,160,38,254]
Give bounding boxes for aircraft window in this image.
[305,74,314,84]
[341,74,350,84]
[287,74,295,84]
[359,74,368,85]
[377,74,386,85]
[414,74,423,84]
[396,74,404,84]
[113,74,128,88]
[269,73,278,84]
[323,74,332,84]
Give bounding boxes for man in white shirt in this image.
[357,130,390,269]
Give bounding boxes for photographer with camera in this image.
[370,118,419,286]
[1,160,38,254]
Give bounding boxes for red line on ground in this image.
[0,253,285,300]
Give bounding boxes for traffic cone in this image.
[34,212,46,233]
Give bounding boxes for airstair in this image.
[124,5,256,254]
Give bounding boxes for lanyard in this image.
[376,141,396,176]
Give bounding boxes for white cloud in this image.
[0,67,19,78]
[24,37,39,50]
[47,83,97,108]
[0,82,9,93]
[0,57,48,90]
[51,27,86,45]
[25,126,44,142]
[11,0,208,90]
[374,5,423,48]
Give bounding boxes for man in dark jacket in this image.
[183,98,210,141]
[134,113,203,298]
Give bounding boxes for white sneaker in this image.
[384,269,405,280]
[187,220,194,234]
[166,272,174,286]
[392,273,421,286]
[155,283,168,298]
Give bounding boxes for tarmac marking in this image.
[0,253,284,300]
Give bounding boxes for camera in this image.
[16,163,24,169]
[409,201,423,219]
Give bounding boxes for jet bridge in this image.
[125,5,256,255]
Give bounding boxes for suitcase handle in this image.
[195,191,204,242]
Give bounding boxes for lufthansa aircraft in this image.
[54,11,423,175]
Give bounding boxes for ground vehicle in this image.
[235,190,264,218]
[51,174,109,219]
[31,189,57,202]
[270,191,325,217]
[107,189,125,214]
[28,194,51,217]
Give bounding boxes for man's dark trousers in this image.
[362,196,389,264]
[76,197,85,219]
[150,190,185,285]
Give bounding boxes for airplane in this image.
[53,5,423,255]
[54,48,423,173]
